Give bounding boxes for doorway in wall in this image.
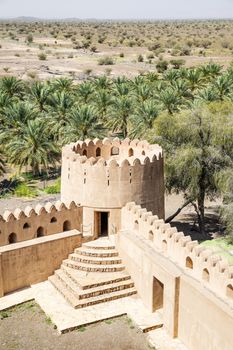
[152,277,164,312]
[95,211,109,236]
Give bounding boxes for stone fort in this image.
[0,138,233,350]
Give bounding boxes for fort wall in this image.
[0,200,83,247]
[117,202,233,350]
[0,230,82,296]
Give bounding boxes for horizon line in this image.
[1,16,233,21]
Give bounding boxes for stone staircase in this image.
[49,239,137,309]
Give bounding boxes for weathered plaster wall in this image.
[116,230,180,337]
[178,275,233,350]
[61,138,165,222]
[0,201,82,247]
[0,230,82,296]
[119,202,233,350]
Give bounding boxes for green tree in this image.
[0,76,25,99]
[130,100,159,138]
[108,96,133,138]
[6,118,59,175]
[29,81,50,112]
[155,103,233,235]
[63,105,104,143]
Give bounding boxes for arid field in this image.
[1,20,233,79]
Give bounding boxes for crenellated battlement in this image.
[62,137,163,165]
[61,138,165,219]
[0,200,83,246]
[121,202,233,304]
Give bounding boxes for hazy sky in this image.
[0,0,233,19]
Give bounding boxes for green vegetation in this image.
[98,56,115,65]
[201,237,233,264]
[14,182,38,198]
[156,104,233,235]
[44,178,61,194]
[1,62,233,235]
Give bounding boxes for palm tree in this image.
[158,88,182,114]
[0,76,25,99]
[163,69,180,83]
[132,83,151,102]
[77,82,94,104]
[108,96,133,138]
[113,82,130,97]
[144,72,158,83]
[29,81,50,112]
[197,87,218,102]
[62,105,104,143]
[200,63,222,80]
[93,76,111,90]
[93,89,113,121]
[1,102,38,140]
[185,68,205,92]
[6,118,59,175]
[130,100,159,138]
[212,74,233,101]
[0,93,12,117]
[48,91,74,140]
[170,79,192,99]
[51,78,74,93]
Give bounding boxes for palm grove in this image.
[1,62,233,235]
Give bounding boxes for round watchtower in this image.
[61,138,164,237]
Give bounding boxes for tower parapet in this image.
[61,138,164,237]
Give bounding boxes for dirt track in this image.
[0,302,154,350]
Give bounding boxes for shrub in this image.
[44,179,61,194]
[27,70,38,79]
[38,52,47,61]
[170,59,185,69]
[119,52,124,57]
[156,59,168,73]
[147,53,154,59]
[26,33,33,43]
[180,47,191,56]
[104,68,112,76]
[137,54,144,62]
[98,56,114,65]
[14,183,38,198]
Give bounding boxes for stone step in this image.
[61,265,131,290]
[69,253,122,265]
[62,259,125,272]
[75,286,137,308]
[75,247,119,258]
[49,275,79,308]
[49,274,137,309]
[82,241,115,250]
[55,269,135,299]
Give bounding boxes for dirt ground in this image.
[0,37,232,80]
[0,193,60,215]
[165,194,223,241]
[0,301,154,350]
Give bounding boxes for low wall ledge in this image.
[0,229,81,253]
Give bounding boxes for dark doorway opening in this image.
[152,277,164,312]
[100,212,108,236]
